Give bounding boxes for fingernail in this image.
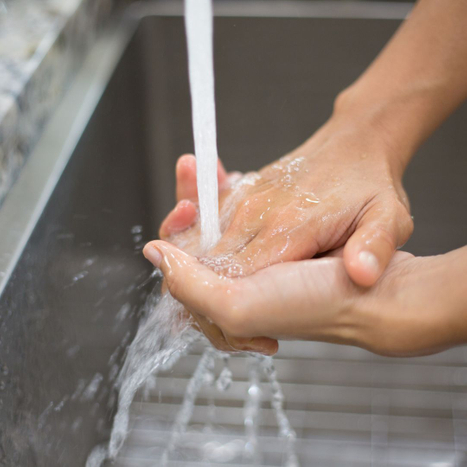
[358,251,379,274]
[144,245,162,267]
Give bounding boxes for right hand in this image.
[160,112,414,287]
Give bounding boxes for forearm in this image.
[334,0,467,175]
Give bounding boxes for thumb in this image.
[344,202,413,287]
[176,155,230,202]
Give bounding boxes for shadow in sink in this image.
[1,2,467,466]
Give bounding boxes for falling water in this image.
[261,357,299,467]
[185,0,221,250]
[161,348,217,465]
[244,356,263,464]
[86,294,199,467]
[87,0,299,465]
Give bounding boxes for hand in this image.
[144,242,467,357]
[159,154,241,240]
[160,113,413,287]
[157,155,277,355]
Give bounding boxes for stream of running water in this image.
[86,1,298,465]
[185,0,220,250]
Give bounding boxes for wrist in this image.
[333,85,417,175]
[353,249,467,357]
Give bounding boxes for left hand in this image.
[144,241,467,357]
[157,155,278,355]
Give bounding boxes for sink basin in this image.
[1,2,466,466]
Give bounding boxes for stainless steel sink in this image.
[1,2,467,466]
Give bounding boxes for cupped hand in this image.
[160,115,413,287]
[157,155,278,355]
[145,241,467,358]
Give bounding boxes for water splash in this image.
[217,356,233,392]
[244,356,263,464]
[161,347,217,465]
[86,292,197,465]
[261,356,299,467]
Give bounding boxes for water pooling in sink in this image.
[86,0,298,465]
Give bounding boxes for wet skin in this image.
[149,0,467,355]
[150,153,467,357]
[160,114,414,289]
[146,241,467,358]
[152,112,415,354]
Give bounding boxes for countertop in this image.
[0,0,112,204]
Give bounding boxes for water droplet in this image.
[216,366,232,392]
[73,271,89,282]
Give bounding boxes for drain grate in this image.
[115,341,467,466]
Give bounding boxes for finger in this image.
[217,158,229,190]
[344,201,413,287]
[219,218,320,276]
[225,335,278,355]
[176,155,231,202]
[176,154,197,201]
[227,171,243,185]
[159,200,198,239]
[319,247,344,259]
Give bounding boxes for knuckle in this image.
[371,223,397,250]
[233,198,255,221]
[374,196,413,248]
[399,206,414,236]
[158,226,168,240]
[391,199,414,244]
[401,212,414,240]
[233,193,267,221]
